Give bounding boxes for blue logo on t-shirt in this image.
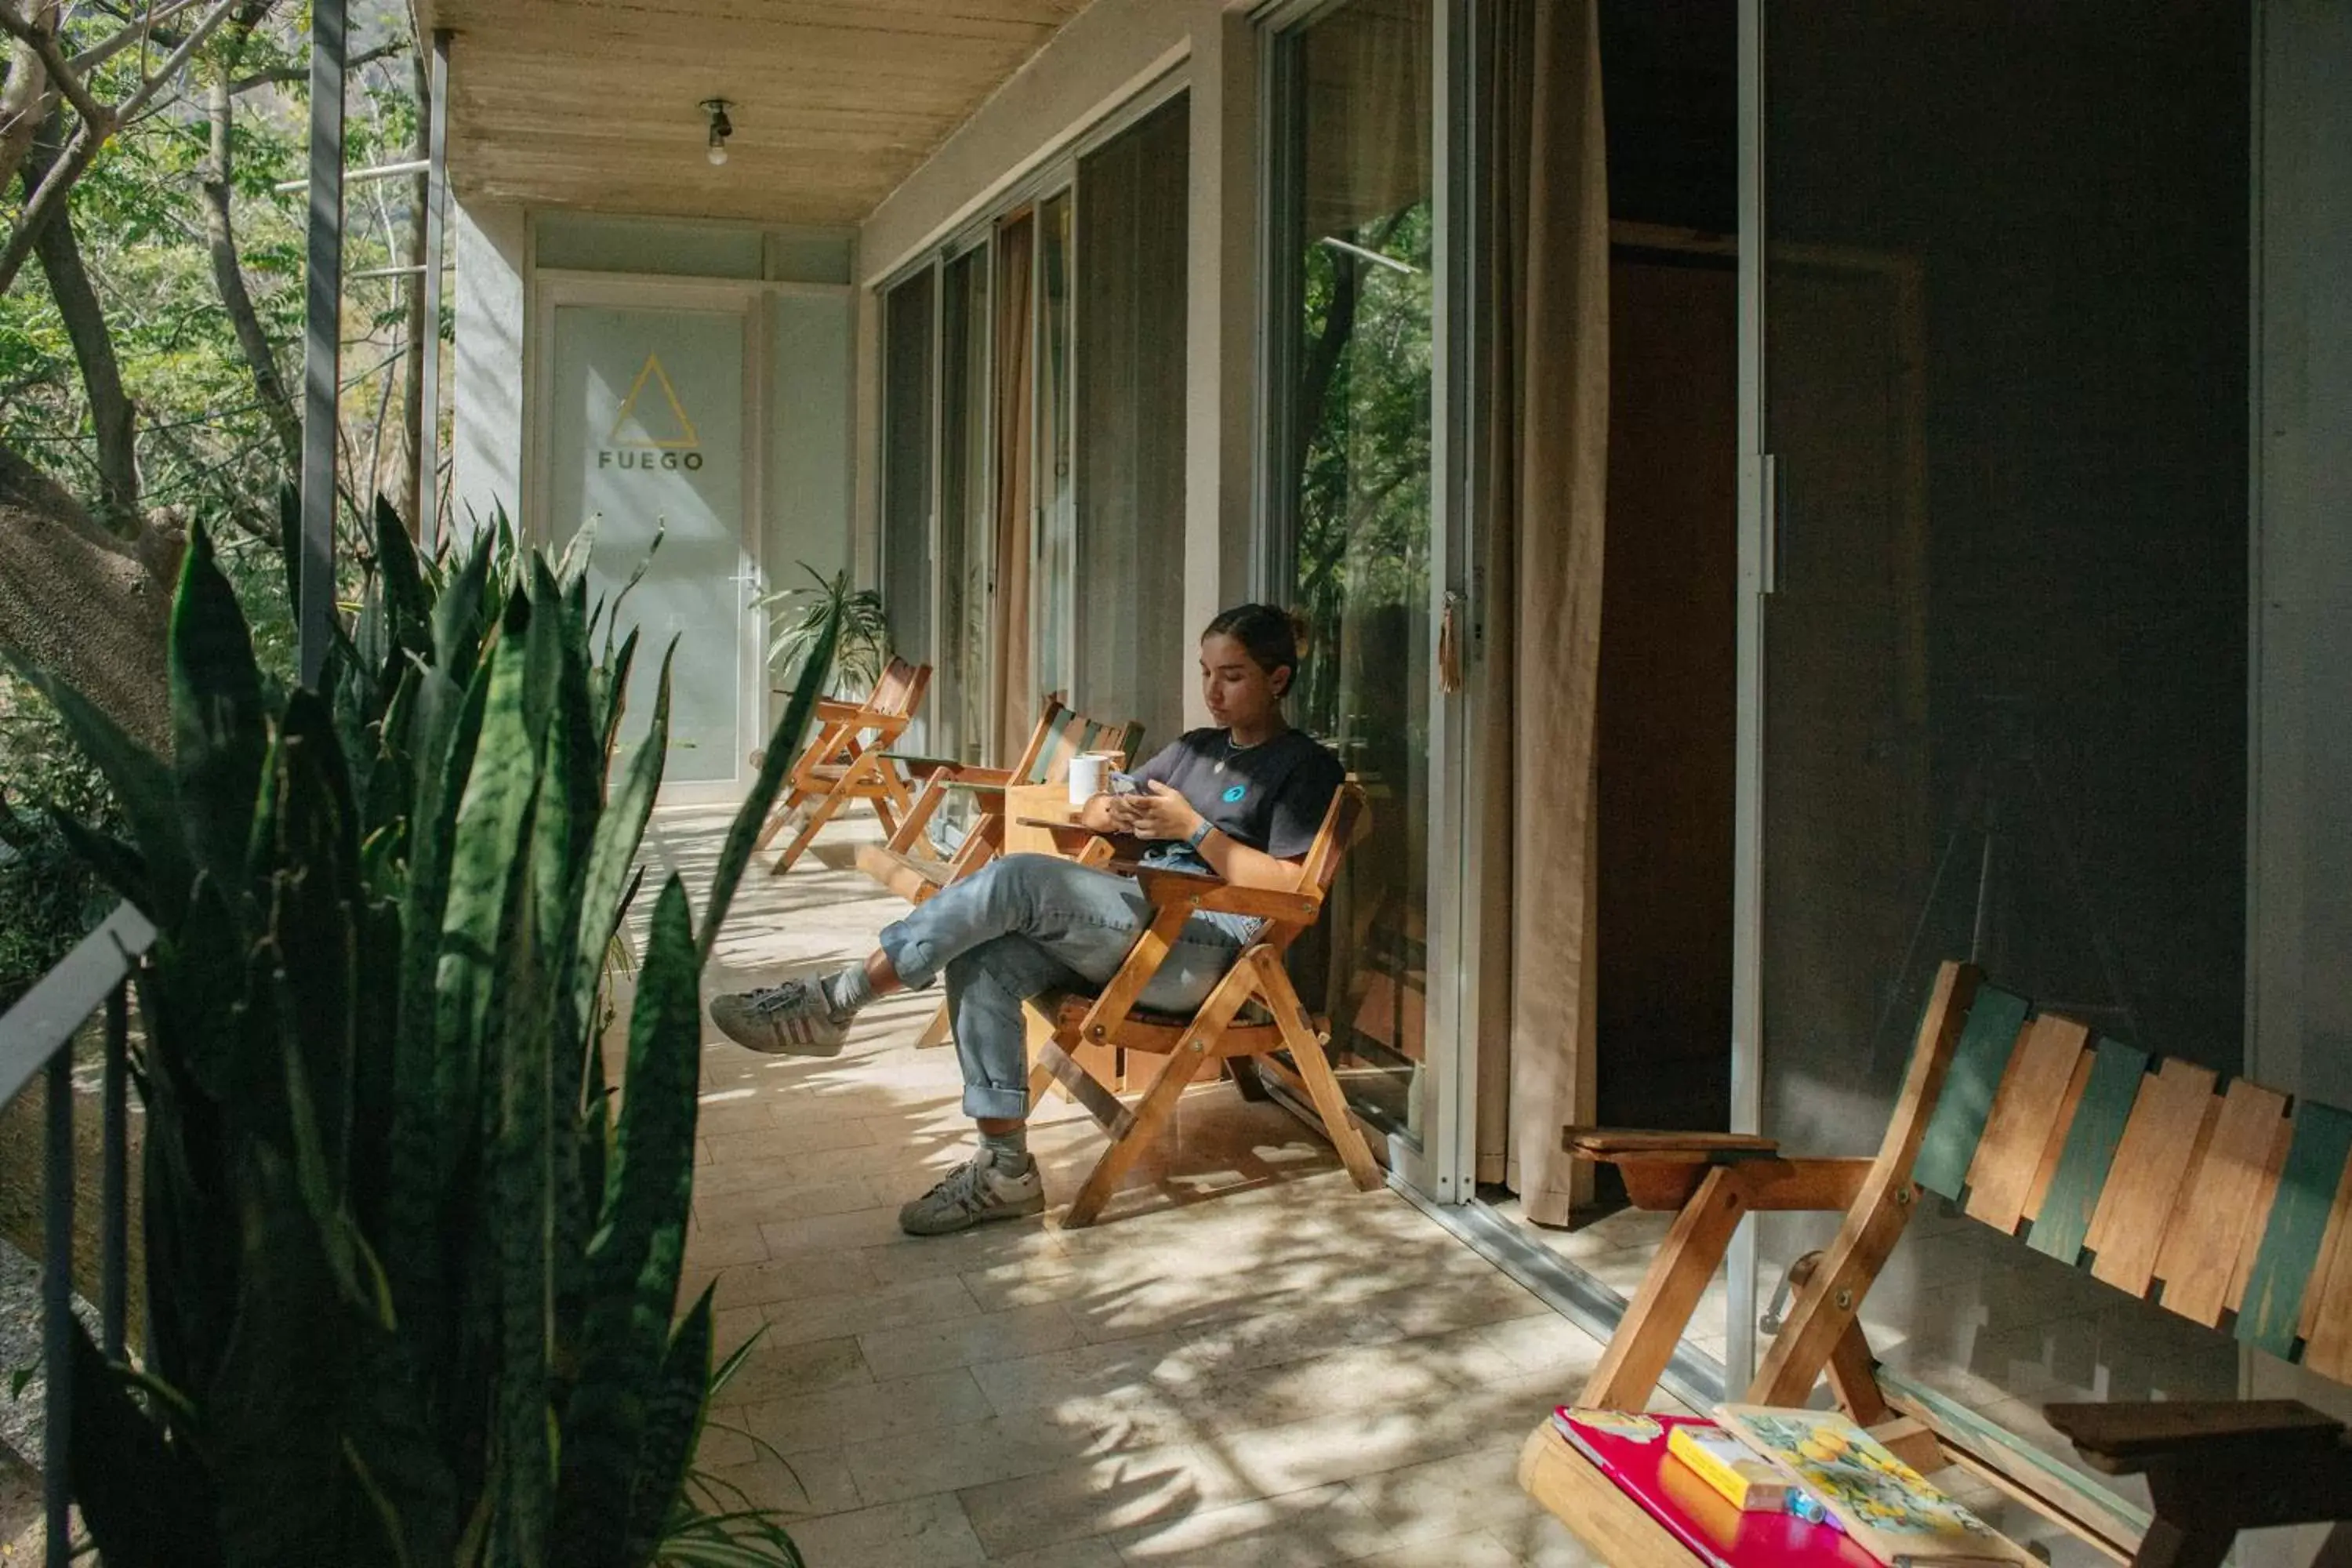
[1221,784,1248,804]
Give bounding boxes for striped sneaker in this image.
[897,1148,1046,1236]
[709,978,849,1057]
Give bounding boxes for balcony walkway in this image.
[637,803,1623,1568]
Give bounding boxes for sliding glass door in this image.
[880,270,935,752]
[935,245,993,766]
[1265,0,1463,1186]
[1740,0,2250,1532]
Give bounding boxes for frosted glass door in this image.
[548,304,753,790]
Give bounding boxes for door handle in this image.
[1439,591,1465,695]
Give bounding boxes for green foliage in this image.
[0,673,122,1008]
[29,503,836,1566]
[756,564,888,700]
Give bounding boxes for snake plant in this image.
[28,497,837,1567]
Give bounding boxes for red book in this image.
[1552,1409,1884,1568]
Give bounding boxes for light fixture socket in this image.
[702,98,733,165]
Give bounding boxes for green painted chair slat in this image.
[1914,985,2033,1200]
[2236,1098,2352,1358]
[2027,1038,2151,1265]
[1025,706,1081,783]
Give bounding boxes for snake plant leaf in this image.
[570,644,670,1094]
[206,1145,376,1567]
[554,874,700,1567]
[261,692,365,1250]
[622,1287,714,1562]
[699,598,840,964]
[13,659,194,926]
[597,626,642,765]
[434,527,496,691]
[554,515,599,592]
[169,524,269,895]
[376,495,435,666]
[489,835,554,1566]
[67,1325,223,1568]
[434,591,541,1183]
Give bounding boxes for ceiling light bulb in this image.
[701,98,733,169]
[707,142,729,167]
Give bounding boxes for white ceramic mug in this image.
[1066,752,1109,806]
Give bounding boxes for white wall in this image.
[450,199,528,531]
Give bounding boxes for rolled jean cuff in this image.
[878,920,942,991]
[962,1080,1029,1121]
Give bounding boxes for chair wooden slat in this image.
[2236,1100,2352,1358]
[2299,1161,2352,1380]
[1033,704,1083,783]
[1913,985,2034,1200]
[1006,694,1066,783]
[2300,1156,2352,1345]
[2084,1057,2220,1296]
[1965,1014,2092,1234]
[2026,1038,2150,1265]
[2023,1049,2096,1223]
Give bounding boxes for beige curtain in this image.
[991,215,1036,761]
[1475,0,1610,1226]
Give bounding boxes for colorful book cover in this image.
[1552,1409,1881,1568]
[1668,1421,1795,1511]
[1715,1405,2040,1566]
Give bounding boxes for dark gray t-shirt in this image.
[1131,727,1345,872]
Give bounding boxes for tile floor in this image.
[639,804,1629,1568]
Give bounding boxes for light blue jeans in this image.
[878,853,1257,1120]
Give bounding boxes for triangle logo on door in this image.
[608,352,702,451]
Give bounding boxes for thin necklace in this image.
[1214,728,1270,775]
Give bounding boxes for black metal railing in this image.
[0,902,154,1568]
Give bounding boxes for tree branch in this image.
[0,0,238,295]
[0,2,107,132]
[0,0,56,196]
[22,112,140,529]
[229,38,397,94]
[197,0,299,472]
[66,0,209,74]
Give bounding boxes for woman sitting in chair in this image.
[710,604,1345,1236]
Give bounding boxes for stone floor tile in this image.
[1490,1512,1609,1567]
[846,1404,1191,1508]
[705,1116,878,1163]
[784,1492,989,1568]
[984,1540,1127,1568]
[956,1443,1261,1559]
[861,1302,1087,1381]
[1109,1482,1392,1566]
[1344,1529,1523,1568]
[757,1274,982,1349]
[695,1445,862,1519]
[1342,1444,1541,1543]
[1210,1399,1496,1500]
[716,1333,872,1406]
[739,1367,996,1455]
[682,1221,771,1270]
[699,1246,884,1313]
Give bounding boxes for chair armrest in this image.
[1564,1128,1783,1162]
[1126,866,1320,926]
[2045,1400,2345,1475]
[810,698,868,721]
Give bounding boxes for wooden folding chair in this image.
[853,693,1144,907]
[754,657,932,875]
[854,695,1143,1048]
[1018,782,1383,1229]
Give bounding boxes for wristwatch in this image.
[1185,819,1214,852]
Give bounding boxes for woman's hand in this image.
[1115,781,1204,843]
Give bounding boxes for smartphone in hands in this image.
[1108,771,1145,796]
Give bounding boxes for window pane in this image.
[1036,191,1077,699]
[938,249,993,764]
[880,272,935,690]
[1272,0,1433,1137]
[1757,1,2249,1537]
[1075,96,1190,756]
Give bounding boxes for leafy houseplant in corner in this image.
[758,564,889,700]
[27,498,837,1566]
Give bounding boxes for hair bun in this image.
[1284,608,1314,662]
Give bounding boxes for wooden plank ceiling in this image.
[419,0,1089,224]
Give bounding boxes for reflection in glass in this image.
[1036,191,1076,699]
[1074,96,1190,754]
[880,273,935,694]
[1754,0,2248,1530]
[937,248,993,764]
[1273,0,1432,1136]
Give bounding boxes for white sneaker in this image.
[898,1149,1046,1236]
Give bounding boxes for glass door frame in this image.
[1250,0,1480,1207]
[525,270,768,808]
